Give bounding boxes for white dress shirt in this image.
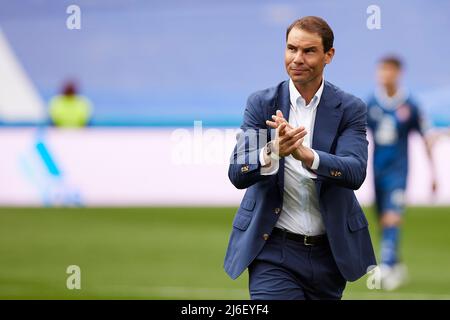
[259,79,325,236]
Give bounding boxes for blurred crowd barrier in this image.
[0,127,448,207]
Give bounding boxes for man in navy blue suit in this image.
[224,16,376,300]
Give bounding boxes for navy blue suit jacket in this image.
[224,80,377,282]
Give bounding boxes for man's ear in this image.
[324,47,335,65]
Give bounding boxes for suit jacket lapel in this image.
[312,81,342,152]
[274,81,290,194]
[312,81,342,197]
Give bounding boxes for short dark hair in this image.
[286,16,334,52]
[379,55,403,69]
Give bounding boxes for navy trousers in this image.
[248,229,347,300]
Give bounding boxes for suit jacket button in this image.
[263,233,269,241]
[274,207,281,214]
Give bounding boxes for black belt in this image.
[272,227,328,246]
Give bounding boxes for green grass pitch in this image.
[0,206,449,299]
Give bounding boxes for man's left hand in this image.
[266,110,315,168]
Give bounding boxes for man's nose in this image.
[292,51,304,64]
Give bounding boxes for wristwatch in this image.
[266,141,280,160]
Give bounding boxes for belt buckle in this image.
[304,235,313,246]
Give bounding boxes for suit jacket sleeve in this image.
[228,94,271,189]
[314,99,369,190]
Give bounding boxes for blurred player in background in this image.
[366,56,437,290]
[49,80,92,127]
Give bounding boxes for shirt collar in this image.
[289,78,325,110]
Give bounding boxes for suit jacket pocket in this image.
[347,213,369,232]
[232,213,252,231]
[232,198,255,231]
[241,198,256,211]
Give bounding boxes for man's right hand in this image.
[265,110,307,158]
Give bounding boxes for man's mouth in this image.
[291,68,309,73]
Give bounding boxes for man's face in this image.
[285,28,334,85]
[377,62,401,88]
